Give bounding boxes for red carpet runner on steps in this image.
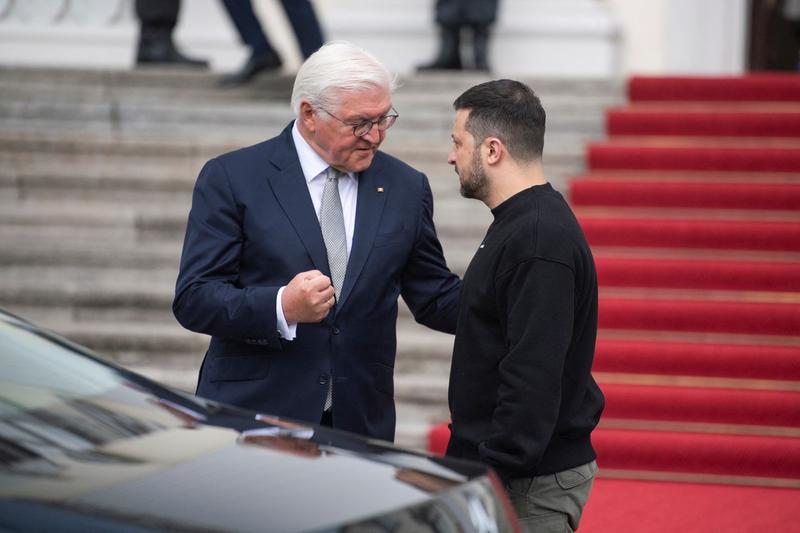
[427,74,800,532]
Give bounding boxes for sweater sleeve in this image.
[477,257,575,479]
[400,173,461,334]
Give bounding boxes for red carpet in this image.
[588,142,800,172]
[600,383,800,427]
[593,429,800,479]
[593,339,800,381]
[628,74,800,102]
[581,479,800,532]
[427,75,800,530]
[599,298,800,336]
[596,256,800,292]
[581,217,800,251]
[607,107,800,137]
[572,179,800,210]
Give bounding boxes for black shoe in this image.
[417,55,463,71]
[218,50,283,87]
[137,40,208,68]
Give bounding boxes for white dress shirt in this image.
[275,122,358,340]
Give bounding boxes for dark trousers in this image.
[221,0,324,58]
[135,0,180,41]
[435,0,499,28]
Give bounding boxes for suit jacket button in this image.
[332,327,340,335]
[319,375,328,385]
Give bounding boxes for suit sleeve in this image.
[478,258,575,479]
[173,158,282,347]
[399,173,461,334]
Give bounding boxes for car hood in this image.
[0,313,509,532]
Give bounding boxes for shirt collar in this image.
[291,121,354,183]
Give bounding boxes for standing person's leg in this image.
[219,0,282,86]
[465,0,498,71]
[136,0,207,66]
[417,0,463,70]
[472,24,490,71]
[504,461,597,533]
[221,0,275,55]
[279,0,325,58]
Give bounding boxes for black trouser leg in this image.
[472,24,490,71]
[417,25,462,70]
[279,0,325,58]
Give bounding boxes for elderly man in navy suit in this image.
[174,41,460,442]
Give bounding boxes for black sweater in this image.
[446,183,604,481]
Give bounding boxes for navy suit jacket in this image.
[173,124,460,442]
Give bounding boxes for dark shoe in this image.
[417,27,462,71]
[137,40,208,68]
[472,25,491,71]
[218,50,283,87]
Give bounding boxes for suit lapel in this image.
[266,126,329,273]
[338,158,387,308]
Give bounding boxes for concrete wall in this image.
[606,0,749,75]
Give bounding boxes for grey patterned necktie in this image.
[319,166,347,411]
[320,167,348,300]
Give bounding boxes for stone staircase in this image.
[0,66,622,450]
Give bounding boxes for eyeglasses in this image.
[320,107,399,137]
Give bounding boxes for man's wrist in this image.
[276,286,297,340]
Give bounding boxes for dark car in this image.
[0,309,519,533]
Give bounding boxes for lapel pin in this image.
[376,187,384,193]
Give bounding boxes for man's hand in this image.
[282,270,336,324]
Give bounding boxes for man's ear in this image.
[484,137,503,165]
[299,101,317,132]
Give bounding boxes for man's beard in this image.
[459,151,489,201]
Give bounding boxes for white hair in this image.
[290,41,398,115]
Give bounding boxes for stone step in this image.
[0,193,490,232]
[0,79,612,116]
[0,67,296,99]
[394,422,433,452]
[0,234,480,281]
[0,201,191,242]
[0,239,182,268]
[0,272,459,331]
[1,156,582,207]
[0,67,621,102]
[0,96,606,137]
[396,373,450,403]
[0,130,234,159]
[8,307,453,359]
[0,137,598,171]
[0,127,588,159]
[0,181,494,244]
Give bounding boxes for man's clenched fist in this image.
[281,270,336,324]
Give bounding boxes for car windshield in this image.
[0,320,123,415]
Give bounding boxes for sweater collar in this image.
[490,182,553,220]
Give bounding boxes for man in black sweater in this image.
[445,79,604,532]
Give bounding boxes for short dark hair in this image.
[453,79,545,161]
